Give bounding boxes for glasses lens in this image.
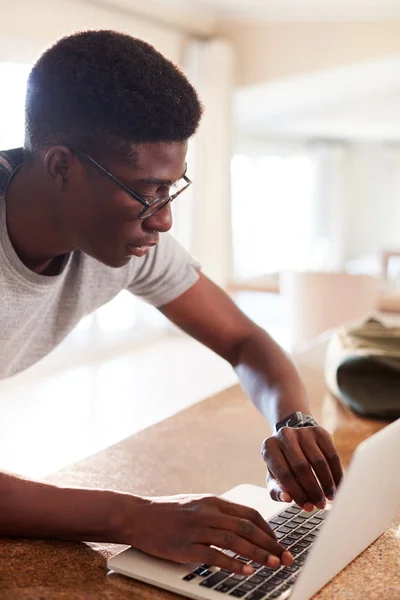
[139,197,171,220]
[170,177,189,195]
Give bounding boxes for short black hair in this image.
[25,30,203,163]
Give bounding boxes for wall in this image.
[218,20,400,86]
[0,0,215,65]
[308,141,400,267]
[343,142,400,261]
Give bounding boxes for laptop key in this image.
[292,516,306,524]
[285,521,299,529]
[250,561,262,569]
[182,573,196,581]
[275,530,286,539]
[229,590,247,598]
[233,582,255,593]
[287,506,302,514]
[301,522,315,530]
[231,573,247,581]
[304,533,317,543]
[269,517,287,526]
[248,575,264,585]
[200,571,230,588]
[258,582,275,593]
[284,564,301,573]
[280,510,296,519]
[276,526,291,534]
[270,592,284,599]
[309,517,322,526]
[193,568,212,577]
[290,531,302,540]
[276,570,291,580]
[220,569,234,575]
[305,508,321,516]
[281,535,297,545]
[290,545,305,556]
[258,567,276,578]
[314,512,328,520]
[296,526,310,535]
[246,592,266,600]
[215,578,240,593]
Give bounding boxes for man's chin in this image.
[88,252,132,269]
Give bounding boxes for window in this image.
[231,151,317,280]
[0,63,30,148]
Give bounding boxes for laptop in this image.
[107,418,400,600]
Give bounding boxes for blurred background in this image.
[1,0,399,476]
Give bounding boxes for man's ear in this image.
[44,146,77,191]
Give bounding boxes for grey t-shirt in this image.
[0,149,200,379]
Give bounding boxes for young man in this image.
[0,30,342,574]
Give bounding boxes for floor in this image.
[0,292,286,479]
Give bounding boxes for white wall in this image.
[310,141,400,266]
[218,20,400,86]
[343,142,400,260]
[0,0,188,65]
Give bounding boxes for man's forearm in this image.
[233,326,311,428]
[0,471,143,543]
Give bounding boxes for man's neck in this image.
[4,164,72,275]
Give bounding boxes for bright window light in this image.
[0,63,30,148]
[231,153,316,278]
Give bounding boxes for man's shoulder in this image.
[0,148,24,196]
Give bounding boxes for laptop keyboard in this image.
[182,505,327,599]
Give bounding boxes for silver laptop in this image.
[108,418,400,600]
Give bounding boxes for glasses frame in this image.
[71,148,192,219]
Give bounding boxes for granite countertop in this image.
[1,354,399,599]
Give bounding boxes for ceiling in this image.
[234,54,400,141]
[154,0,400,21]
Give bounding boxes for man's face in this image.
[59,141,188,267]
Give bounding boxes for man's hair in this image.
[25,30,203,163]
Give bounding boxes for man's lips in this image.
[126,241,158,258]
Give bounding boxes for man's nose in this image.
[144,201,173,233]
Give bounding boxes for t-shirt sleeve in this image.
[126,233,201,307]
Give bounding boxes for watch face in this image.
[275,411,318,433]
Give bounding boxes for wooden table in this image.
[1,340,399,599]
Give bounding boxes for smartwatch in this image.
[274,411,318,434]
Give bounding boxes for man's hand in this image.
[125,494,293,574]
[261,426,343,511]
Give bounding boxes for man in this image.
[0,30,342,575]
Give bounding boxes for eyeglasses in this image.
[71,148,192,220]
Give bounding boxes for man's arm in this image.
[0,471,292,571]
[160,272,343,510]
[0,471,133,542]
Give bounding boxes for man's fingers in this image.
[266,469,292,503]
[279,431,326,509]
[216,498,277,541]
[315,429,344,490]
[194,527,289,568]
[299,430,336,500]
[188,544,258,575]
[262,438,312,509]
[204,513,287,558]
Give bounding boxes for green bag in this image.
[325,318,400,420]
